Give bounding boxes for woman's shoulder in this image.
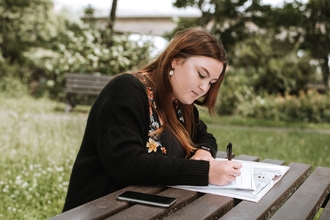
[106,73,145,91]
[93,73,148,110]
[110,73,141,84]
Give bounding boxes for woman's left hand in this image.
[190,149,214,162]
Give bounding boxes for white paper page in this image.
[170,159,290,202]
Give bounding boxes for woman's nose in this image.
[199,81,210,92]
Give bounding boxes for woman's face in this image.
[170,56,224,104]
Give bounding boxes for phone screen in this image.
[117,191,177,207]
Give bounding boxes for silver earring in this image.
[169,70,174,76]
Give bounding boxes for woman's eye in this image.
[209,80,217,85]
[198,71,205,79]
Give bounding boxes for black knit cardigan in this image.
[62,73,218,211]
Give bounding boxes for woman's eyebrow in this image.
[201,67,210,76]
[201,66,219,81]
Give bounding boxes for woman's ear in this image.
[171,57,181,69]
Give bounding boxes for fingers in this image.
[224,169,241,184]
[208,160,243,186]
[225,161,242,176]
[229,169,241,177]
[226,162,242,183]
[231,161,243,169]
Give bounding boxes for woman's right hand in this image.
[208,159,243,185]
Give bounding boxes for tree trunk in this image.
[320,55,330,90]
[109,0,118,32]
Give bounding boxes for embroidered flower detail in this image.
[177,109,184,123]
[146,138,160,153]
[144,82,166,155]
[150,117,159,130]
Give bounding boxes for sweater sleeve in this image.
[192,106,218,158]
[87,74,210,186]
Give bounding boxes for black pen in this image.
[226,143,232,161]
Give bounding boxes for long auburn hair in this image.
[133,27,227,157]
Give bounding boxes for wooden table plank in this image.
[234,154,259,162]
[164,193,233,220]
[219,162,311,220]
[262,158,285,165]
[49,185,166,220]
[50,156,325,220]
[161,154,260,219]
[271,166,330,220]
[105,188,199,220]
[216,151,235,159]
[319,197,330,220]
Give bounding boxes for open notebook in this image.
[170,159,290,202]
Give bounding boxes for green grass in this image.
[0,96,329,219]
[209,125,330,167]
[198,108,330,168]
[0,96,86,219]
[198,107,330,130]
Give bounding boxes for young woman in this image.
[62,27,242,211]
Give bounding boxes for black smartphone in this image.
[117,191,177,207]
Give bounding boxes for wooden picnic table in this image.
[49,153,330,220]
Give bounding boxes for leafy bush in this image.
[0,77,29,98]
[217,35,322,122]
[0,57,29,97]
[230,36,318,95]
[217,68,255,115]
[236,90,330,123]
[1,2,155,100]
[0,0,54,65]
[24,16,155,99]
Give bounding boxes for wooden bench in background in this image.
[49,152,330,220]
[64,73,112,113]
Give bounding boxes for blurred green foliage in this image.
[0,0,154,99]
[172,0,329,123]
[0,0,54,64]
[172,0,329,91]
[0,0,329,123]
[235,90,330,123]
[229,35,318,95]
